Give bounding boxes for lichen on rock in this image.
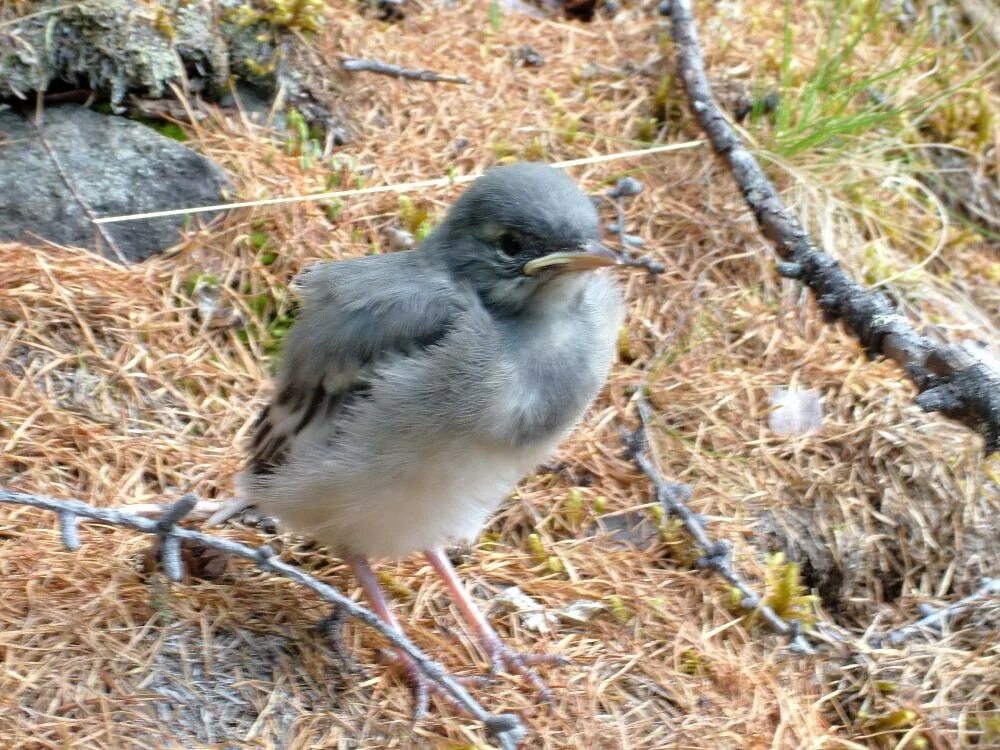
[0,0,299,105]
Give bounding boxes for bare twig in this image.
[125,498,230,519]
[605,177,665,275]
[0,489,525,749]
[624,393,815,655]
[340,57,470,85]
[870,577,1000,648]
[666,0,1000,453]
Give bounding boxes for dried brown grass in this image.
[2,2,998,749]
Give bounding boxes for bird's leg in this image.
[424,547,565,703]
[345,553,433,718]
[315,605,355,673]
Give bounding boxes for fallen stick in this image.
[340,57,470,84]
[870,577,1000,647]
[0,489,525,750]
[665,0,1000,453]
[625,392,815,655]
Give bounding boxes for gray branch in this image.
[604,177,665,274]
[666,0,1000,453]
[624,393,815,655]
[340,57,470,85]
[870,577,1000,648]
[0,489,524,749]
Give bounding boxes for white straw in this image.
[92,141,705,224]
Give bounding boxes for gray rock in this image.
[0,1,334,120]
[0,106,231,263]
[0,1,348,143]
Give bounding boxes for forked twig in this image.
[624,393,815,655]
[870,577,1000,648]
[605,177,665,274]
[0,489,525,749]
[666,0,1000,453]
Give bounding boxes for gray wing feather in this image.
[246,252,460,476]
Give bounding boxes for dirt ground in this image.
[1,1,998,748]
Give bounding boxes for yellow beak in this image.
[522,242,620,276]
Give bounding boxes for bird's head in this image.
[429,162,619,314]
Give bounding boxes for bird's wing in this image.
[245,252,460,477]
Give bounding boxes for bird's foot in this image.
[380,648,490,720]
[316,606,358,673]
[480,635,568,704]
[382,648,433,719]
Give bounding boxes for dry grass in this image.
[2,1,998,748]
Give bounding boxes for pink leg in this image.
[346,553,403,629]
[425,547,564,702]
[345,554,432,717]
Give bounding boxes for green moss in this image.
[154,121,187,141]
[323,200,344,223]
[129,114,189,141]
[606,595,631,623]
[398,196,429,235]
[377,570,415,600]
[249,230,270,250]
[762,552,818,627]
[182,272,219,297]
[678,647,708,676]
[564,487,585,529]
[635,116,659,143]
[561,115,580,145]
[526,532,547,564]
[230,0,325,34]
[968,714,1000,743]
[864,707,928,747]
[243,56,276,77]
[243,284,295,361]
[478,531,502,550]
[522,135,549,161]
[491,140,518,160]
[651,73,681,126]
[616,325,634,362]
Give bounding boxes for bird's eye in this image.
[498,232,526,257]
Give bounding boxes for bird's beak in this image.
[522,241,621,276]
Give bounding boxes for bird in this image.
[213,162,625,711]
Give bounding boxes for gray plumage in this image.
[238,162,625,559]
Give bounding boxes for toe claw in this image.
[410,677,429,720]
[480,638,564,705]
[380,648,440,720]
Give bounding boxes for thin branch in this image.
[125,498,229,519]
[605,177,665,274]
[667,0,1000,453]
[0,489,524,749]
[870,577,1000,648]
[340,57,470,85]
[624,392,815,655]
